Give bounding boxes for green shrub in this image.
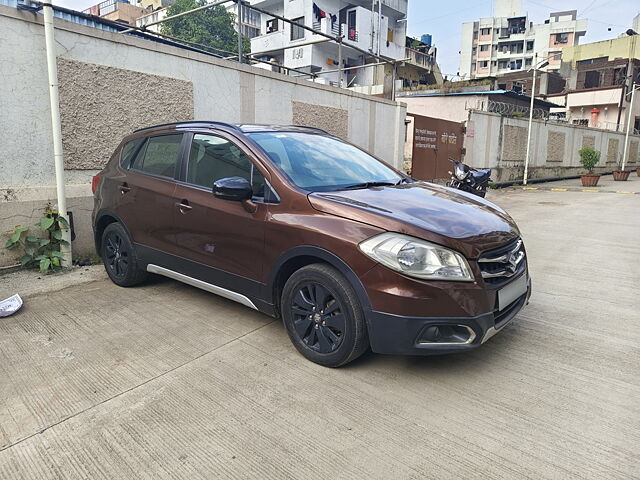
[4,204,70,273]
[578,147,600,174]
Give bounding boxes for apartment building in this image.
[248,0,437,91]
[459,0,586,80]
[555,34,640,133]
[83,0,148,25]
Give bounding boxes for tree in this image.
[161,0,250,56]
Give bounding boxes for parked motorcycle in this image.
[446,159,492,198]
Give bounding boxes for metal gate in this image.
[410,114,464,181]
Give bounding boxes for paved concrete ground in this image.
[1,178,639,479]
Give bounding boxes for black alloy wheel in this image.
[101,222,147,287]
[105,231,128,279]
[291,282,346,354]
[281,263,369,367]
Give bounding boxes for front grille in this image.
[478,238,526,286]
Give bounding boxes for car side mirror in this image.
[213,177,253,201]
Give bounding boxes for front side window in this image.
[291,17,305,40]
[131,134,182,178]
[187,134,266,198]
[249,132,402,192]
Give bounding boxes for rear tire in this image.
[281,264,369,367]
[101,223,147,287]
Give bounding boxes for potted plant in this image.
[578,147,601,187]
[612,159,630,181]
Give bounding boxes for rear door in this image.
[115,133,185,253]
[171,131,272,287]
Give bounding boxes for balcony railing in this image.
[405,47,436,69]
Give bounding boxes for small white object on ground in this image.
[0,294,23,317]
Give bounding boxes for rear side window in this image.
[131,134,183,178]
[120,137,145,168]
[187,134,266,198]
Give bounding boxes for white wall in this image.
[464,110,640,181]
[0,5,406,265]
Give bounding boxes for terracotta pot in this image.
[612,170,630,181]
[580,174,600,187]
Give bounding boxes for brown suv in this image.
[92,122,531,367]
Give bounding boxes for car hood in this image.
[308,182,520,258]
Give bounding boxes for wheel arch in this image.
[94,210,130,254]
[268,246,372,318]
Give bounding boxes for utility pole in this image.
[523,54,538,186]
[43,3,72,267]
[622,82,637,172]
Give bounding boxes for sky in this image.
[55,0,640,77]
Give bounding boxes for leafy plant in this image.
[578,147,600,174]
[161,0,250,56]
[4,205,70,273]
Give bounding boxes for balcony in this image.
[405,47,435,70]
[251,29,286,55]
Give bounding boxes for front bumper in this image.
[365,277,531,355]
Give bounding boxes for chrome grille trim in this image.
[478,239,526,282]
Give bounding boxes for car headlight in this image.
[455,164,467,180]
[359,233,473,281]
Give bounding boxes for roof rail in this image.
[133,121,241,133]
[286,125,331,135]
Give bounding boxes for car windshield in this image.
[248,132,402,192]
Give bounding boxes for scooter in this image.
[446,158,492,198]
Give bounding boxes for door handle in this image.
[176,200,192,214]
[119,183,131,194]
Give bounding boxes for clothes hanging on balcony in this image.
[313,3,334,23]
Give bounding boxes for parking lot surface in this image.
[1,177,639,479]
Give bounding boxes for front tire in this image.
[101,223,147,287]
[281,264,369,367]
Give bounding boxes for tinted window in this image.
[131,134,182,178]
[187,134,266,198]
[248,132,401,192]
[120,137,145,168]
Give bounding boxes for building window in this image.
[472,46,477,56]
[266,18,278,33]
[473,31,478,40]
[481,28,491,35]
[480,44,489,51]
[480,61,488,68]
[498,60,508,69]
[525,58,532,66]
[584,70,600,89]
[291,17,305,40]
[471,62,477,72]
[555,33,569,44]
[572,119,589,126]
[526,41,534,51]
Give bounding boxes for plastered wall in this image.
[464,110,640,182]
[0,5,406,266]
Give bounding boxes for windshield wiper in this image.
[341,181,397,190]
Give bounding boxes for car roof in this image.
[133,121,330,136]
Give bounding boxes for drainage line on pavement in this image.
[492,171,618,189]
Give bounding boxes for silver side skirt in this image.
[146,264,258,311]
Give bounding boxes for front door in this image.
[171,132,269,290]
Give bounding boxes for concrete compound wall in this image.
[464,110,640,182]
[0,5,406,267]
